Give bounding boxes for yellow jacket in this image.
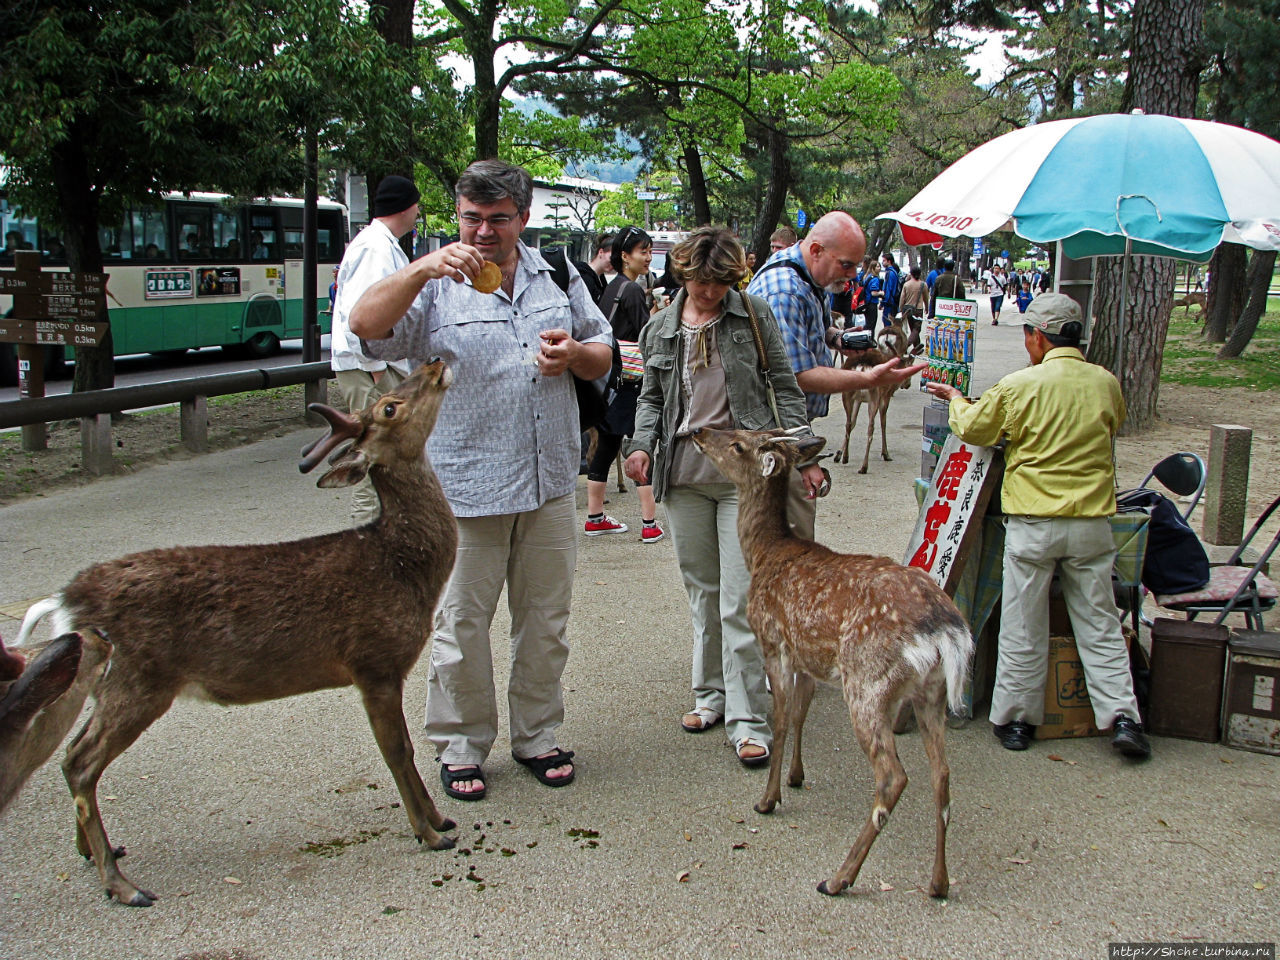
[946,347,1125,517]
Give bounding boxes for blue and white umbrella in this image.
[879,111,1280,263]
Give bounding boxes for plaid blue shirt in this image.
[745,244,832,419]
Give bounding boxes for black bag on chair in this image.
[1116,488,1211,595]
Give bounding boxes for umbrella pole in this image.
[1116,236,1132,395]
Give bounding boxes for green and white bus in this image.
[1,191,346,384]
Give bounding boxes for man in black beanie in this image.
[330,175,421,523]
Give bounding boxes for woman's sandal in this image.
[735,737,771,768]
[512,748,575,787]
[440,764,487,801]
[681,707,723,733]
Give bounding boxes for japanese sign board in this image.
[934,297,979,322]
[0,270,107,296]
[0,318,110,347]
[144,268,194,299]
[904,434,1000,596]
[1,260,108,345]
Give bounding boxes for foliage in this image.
[593,177,679,230]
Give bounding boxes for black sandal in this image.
[512,748,575,787]
[440,764,487,801]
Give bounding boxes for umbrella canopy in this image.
[879,112,1280,263]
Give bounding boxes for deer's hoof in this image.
[423,832,455,851]
[858,466,869,475]
[816,879,844,897]
[754,800,776,815]
[437,816,457,833]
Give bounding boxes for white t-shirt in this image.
[331,219,412,374]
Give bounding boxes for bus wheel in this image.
[243,332,280,359]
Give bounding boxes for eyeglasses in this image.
[459,211,518,228]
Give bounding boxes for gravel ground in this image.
[1,309,1277,960]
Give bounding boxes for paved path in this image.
[1,306,1276,959]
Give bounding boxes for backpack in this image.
[543,248,621,429]
[1115,488,1211,594]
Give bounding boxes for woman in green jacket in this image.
[624,226,824,767]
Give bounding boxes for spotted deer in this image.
[691,427,973,897]
[835,319,915,474]
[15,361,460,906]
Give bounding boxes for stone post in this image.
[1202,424,1251,546]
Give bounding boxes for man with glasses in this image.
[351,159,613,802]
[747,211,923,537]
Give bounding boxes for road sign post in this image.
[1,250,109,451]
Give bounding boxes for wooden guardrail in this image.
[0,362,332,475]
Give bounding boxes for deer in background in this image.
[1,630,112,815]
[691,427,973,898]
[14,360,460,906]
[835,319,916,474]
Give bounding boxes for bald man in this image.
[747,212,924,536]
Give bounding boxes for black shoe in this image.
[1111,714,1151,760]
[993,720,1034,751]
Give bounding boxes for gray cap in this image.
[1023,293,1082,335]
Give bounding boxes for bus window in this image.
[249,207,279,260]
[130,207,168,259]
[280,206,303,258]
[98,222,128,259]
[174,203,215,260]
[211,206,241,260]
[316,208,346,260]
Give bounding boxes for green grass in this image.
[1160,305,1280,390]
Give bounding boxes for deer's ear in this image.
[317,450,370,488]
[760,451,782,478]
[797,436,827,459]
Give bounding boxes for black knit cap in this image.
[373,175,421,217]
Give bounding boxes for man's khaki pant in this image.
[334,366,406,524]
[990,515,1141,729]
[425,493,577,767]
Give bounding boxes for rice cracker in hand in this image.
[473,261,503,294]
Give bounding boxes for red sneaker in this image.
[641,523,665,544]
[584,515,628,536]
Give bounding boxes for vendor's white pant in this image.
[990,515,1141,729]
[425,493,576,767]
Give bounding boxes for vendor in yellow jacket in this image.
[925,293,1150,760]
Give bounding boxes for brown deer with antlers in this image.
[15,361,460,906]
[691,427,972,897]
[835,319,915,474]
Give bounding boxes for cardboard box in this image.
[1036,635,1103,739]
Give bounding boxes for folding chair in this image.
[1139,452,1206,520]
[1156,492,1280,631]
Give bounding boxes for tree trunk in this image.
[366,0,417,259]
[750,125,790,265]
[1088,0,1204,434]
[1203,242,1248,342]
[1218,249,1275,358]
[865,219,894,261]
[681,141,712,226]
[50,137,113,392]
[1087,256,1177,434]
